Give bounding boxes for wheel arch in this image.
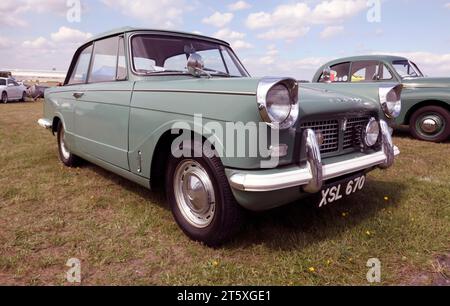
[404,100,450,125]
[149,129,222,190]
[51,116,62,134]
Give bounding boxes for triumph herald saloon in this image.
[313,55,450,142]
[39,28,401,246]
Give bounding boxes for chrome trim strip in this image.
[37,118,52,129]
[229,146,400,192]
[133,89,256,96]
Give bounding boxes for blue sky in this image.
[1,0,450,80]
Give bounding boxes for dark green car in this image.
[39,28,401,246]
[313,55,450,142]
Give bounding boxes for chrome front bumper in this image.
[229,120,399,193]
[38,118,52,129]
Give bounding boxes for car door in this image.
[7,79,18,99]
[58,43,94,154]
[73,35,132,170]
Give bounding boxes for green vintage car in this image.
[38,28,401,246]
[313,55,450,142]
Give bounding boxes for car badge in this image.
[342,119,348,132]
[315,130,324,146]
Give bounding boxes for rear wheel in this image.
[1,92,7,104]
[165,141,245,247]
[57,121,79,167]
[410,106,450,142]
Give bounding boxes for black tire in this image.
[21,92,26,102]
[57,121,79,167]
[165,141,245,247]
[410,106,450,142]
[1,92,7,104]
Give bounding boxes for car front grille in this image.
[300,115,371,155]
[300,120,339,154]
[343,116,370,149]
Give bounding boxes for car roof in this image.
[324,55,409,66]
[85,26,230,46]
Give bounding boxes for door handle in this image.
[73,92,84,99]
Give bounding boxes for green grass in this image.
[0,101,449,285]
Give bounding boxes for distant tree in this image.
[0,71,12,78]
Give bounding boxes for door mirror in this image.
[187,53,210,77]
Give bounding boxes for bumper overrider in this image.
[229,120,399,193]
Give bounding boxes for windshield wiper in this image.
[137,69,187,75]
[203,68,231,77]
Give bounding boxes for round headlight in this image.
[256,78,299,130]
[379,85,402,118]
[364,117,380,147]
[266,84,291,123]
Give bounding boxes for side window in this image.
[89,36,119,83]
[117,37,127,80]
[0,79,5,86]
[380,64,393,80]
[68,45,93,85]
[319,62,350,82]
[350,61,379,82]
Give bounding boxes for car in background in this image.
[313,55,450,142]
[38,28,401,246]
[0,77,28,103]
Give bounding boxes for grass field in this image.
[0,101,449,285]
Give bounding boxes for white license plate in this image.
[318,174,366,208]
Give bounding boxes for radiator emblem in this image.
[342,119,348,132]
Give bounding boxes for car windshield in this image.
[131,34,249,77]
[392,60,423,78]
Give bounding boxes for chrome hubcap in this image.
[174,160,215,228]
[60,128,70,160]
[419,115,443,135]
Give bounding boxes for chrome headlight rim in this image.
[379,84,402,119]
[257,77,299,130]
[364,117,381,147]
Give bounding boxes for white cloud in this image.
[213,28,252,50]
[228,1,251,11]
[202,12,234,27]
[311,0,366,23]
[258,26,310,41]
[0,0,73,26]
[22,37,52,49]
[101,0,184,28]
[320,26,345,39]
[260,45,279,65]
[246,0,366,41]
[213,28,246,41]
[8,26,92,71]
[0,36,12,49]
[51,26,92,43]
[231,40,253,50]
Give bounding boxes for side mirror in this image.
[187,53,210,78]
[322,67,332,83]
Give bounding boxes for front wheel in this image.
[57,121,79,167]
[21,92,27,102]
[165,142,245,247]
[410,106,450,142]
[1,92,7,104]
